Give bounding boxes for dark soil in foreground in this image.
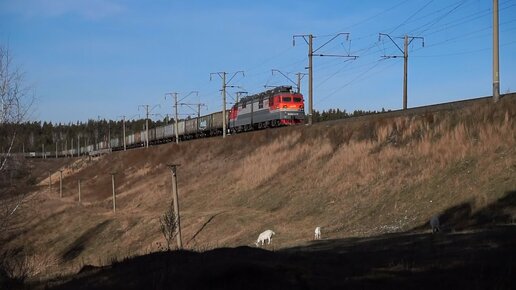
[35,225,515,290]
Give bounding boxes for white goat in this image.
[314,226,321,240]
[430,215,440,233]
[255,230,275,246]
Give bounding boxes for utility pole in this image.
[55,142,58,158]
[167,164,183,249]
[196,103,206,120]
[210,71,244,138]
[42,143,45,159]
[144,107,149,148]
[293,33,357,125]
[174,94,179,144]
[166,93,179,144]
[493,0,500,102]
[77,135,80,157]
[111,172,117,213]
[78,179,81,204]
[138,105,160,148]
[118,115,127,151]
[48,171,52,192]
[179,101,206,131]
[71,137,74,157]
[166,91,202,142]
[95,118,99,151]
[379,33,424,110]
[108,120,111,149]
[296,72,307,93]
[59,170,63,198]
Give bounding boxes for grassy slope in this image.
[4,97,516,278]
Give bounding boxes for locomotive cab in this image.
[273,94,304,111]
[272,91,305,125]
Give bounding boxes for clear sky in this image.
[1,0,515,123]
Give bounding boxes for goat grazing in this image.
[255,230,275,246]
[430,215,440,233]
[314,226,321,240]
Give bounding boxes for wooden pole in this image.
[78,179,81,204]
[59,170,63,198]
[48,171,52,192]
[167,164,183,249]
[111,173,116,213]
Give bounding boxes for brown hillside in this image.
[3,96,516,279]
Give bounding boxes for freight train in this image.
[33,86,305,158]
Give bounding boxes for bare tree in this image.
[0,44,35,238]
[159,202,178,251]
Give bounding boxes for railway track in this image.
[317,92,516,127]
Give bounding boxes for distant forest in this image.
[0,118,171,153]
[1,108,387,153]
[313,108,388,122]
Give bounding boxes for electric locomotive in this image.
[228,86,305,133]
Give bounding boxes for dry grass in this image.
[3,97,516,280]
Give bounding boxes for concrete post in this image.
[167,164,183,249]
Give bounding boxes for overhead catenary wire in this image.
[409,0,469,35]
[388,0,435,34]
[317,59,401,105]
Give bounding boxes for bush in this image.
[159,202,177,251]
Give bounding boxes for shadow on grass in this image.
[30,190,516,290]
[413,190,516,232]
[40,227,516,290]
[60,220,112,262]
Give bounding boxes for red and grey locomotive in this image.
[228,86,305,133]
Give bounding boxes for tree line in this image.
[313,108,389,122]
[0,118,173,153]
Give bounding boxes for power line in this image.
[318,59,398,104]
[388,0,435,34]
[410,0,469,35]
[330,0,411,34]
[412,39,516,57]
[417,1,516,37]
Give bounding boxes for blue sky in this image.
[1,0,515,123]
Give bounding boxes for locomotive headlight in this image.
[283,105,287,109]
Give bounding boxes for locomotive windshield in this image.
[282,97,292,102]
[294,97,302,102]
